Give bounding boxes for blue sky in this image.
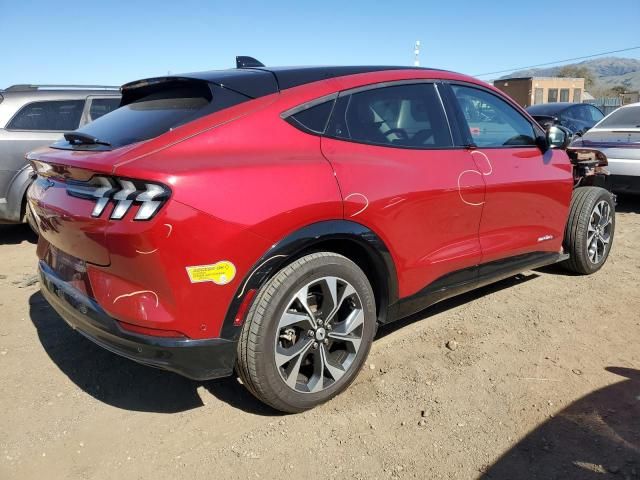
[1,0,638,88]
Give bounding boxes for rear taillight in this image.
[65,176,170,221]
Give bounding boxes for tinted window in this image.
[451,85,536,147]
[8,100,84,131]
[548,89,558,103]
[587,105,604,123]
[597,105,640,129]
[560,106,587,123]
[286,100,334,134]
[58,81,250,149]
[89,98,121,121]
[326,83,452,148]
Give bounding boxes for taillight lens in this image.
[66,176,170,221]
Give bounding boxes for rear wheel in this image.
[562,187,615,274]
[236,252,376,413]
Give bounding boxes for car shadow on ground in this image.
[28,292,280,416]
[615,194,640,214]
[0,224,37,245]
[28,273,541,416]
[481,367,640,479]
[377,272,540,339]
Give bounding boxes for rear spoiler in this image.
[120,72,278,105]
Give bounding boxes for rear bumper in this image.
[38,261,236,381]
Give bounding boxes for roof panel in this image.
[122,66,435,100]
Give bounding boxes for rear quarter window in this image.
[285,100,335,134]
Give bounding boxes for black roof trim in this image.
[121,66,437,101]
[252,66,428,90]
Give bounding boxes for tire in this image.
[562,187,615,274]
[236,252,376,413]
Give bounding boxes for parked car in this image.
[572,102,640,194]
[526,102,604,136]
[27,60,614,412]
[0,84,121,229]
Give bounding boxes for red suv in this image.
[27,60,615,412]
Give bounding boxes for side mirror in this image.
[546,125,572,150]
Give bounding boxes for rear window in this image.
[8,100,84,131]
[55,81,251,149]
[597,106,640,129]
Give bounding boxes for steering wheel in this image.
[383,128,409,141]
[412,129,434,145]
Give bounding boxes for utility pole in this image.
[414,41,421,67]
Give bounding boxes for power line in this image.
[473,46,640,78]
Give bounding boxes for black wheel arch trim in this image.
[220,220,399,340]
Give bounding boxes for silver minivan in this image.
[0,85,121,226]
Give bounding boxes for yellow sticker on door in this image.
[186,261,236,285]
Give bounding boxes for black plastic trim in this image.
[220,220,398,340]
[262,66,434,91]
[38,261,235,381]
[387,251,568,321]
[608,174,637,194]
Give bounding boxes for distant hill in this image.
[499,56,640,93]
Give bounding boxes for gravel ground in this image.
[1,196,639,480]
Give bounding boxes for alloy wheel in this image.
[587,200,612,264]
[274,276,365,393]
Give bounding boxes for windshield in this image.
[52,81,251,149]
[596,105,640,129]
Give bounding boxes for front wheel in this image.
[236,252,376,413]
[562,187,615,274]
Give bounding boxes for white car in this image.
[574,102,640,194]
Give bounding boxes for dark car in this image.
[526,102,604,136]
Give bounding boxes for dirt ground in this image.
[1,197,639,480]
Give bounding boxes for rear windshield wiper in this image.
[64,132,111,146]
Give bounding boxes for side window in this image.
[326,83,452,148]
[560,106,581,123]
[89,98,121,121]
[7,100,85,131]
[285,100,334,134]
[451,85,536,147]
[587,105,604,123]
